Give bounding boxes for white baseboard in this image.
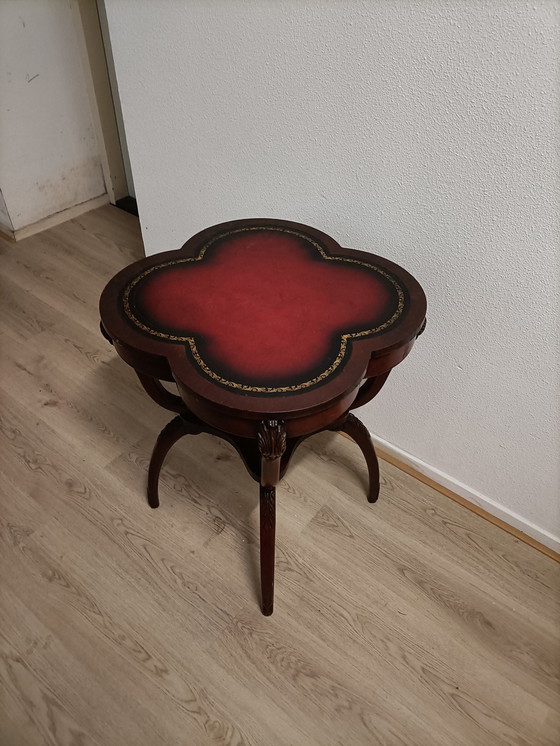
[10,193,110,241]
[370,432,560,555]
[0,222,15,241]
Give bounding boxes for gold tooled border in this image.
[122,226,405,393]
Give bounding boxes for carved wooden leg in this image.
[338,413,380,503]
[258,420,286,616]
[147,416,187,509]
[259,485,276,616]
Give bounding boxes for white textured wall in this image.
[104,1,560,548]
[0,0,105,230]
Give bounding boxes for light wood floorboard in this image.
[0,205,558,745]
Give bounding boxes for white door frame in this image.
[73,0,128,204]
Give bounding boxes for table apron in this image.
[178,385,361,439]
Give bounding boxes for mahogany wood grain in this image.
[147,416,187,508]
[136,373,184,413]
[333,413,380,503]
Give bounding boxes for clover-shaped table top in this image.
[100,219,426,423]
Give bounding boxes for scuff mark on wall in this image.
[0,1,106,231]
[21,156,106,225]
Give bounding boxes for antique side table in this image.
[99,219,426,615]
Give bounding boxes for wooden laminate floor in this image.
[0,206,558,746]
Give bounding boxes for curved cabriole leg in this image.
[136,373,184,413]
[147,416,187,508]
[258,420,286,616]
[350,372,390,410]
[339,412,380,503]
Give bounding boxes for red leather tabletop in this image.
[100,219,426,415]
